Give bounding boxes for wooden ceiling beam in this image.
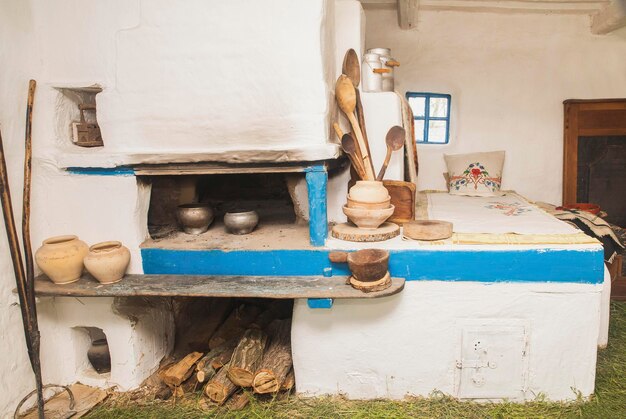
[397,0,419,29]
[361,0,608,15]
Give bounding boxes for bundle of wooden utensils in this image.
[333,49,408,240]
[335,49,406,184]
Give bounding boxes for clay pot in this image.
[346,196,391,210]
[224,210,259,235]
[35,235,88,285]
[343,205,395,229]
[177,203,214,235]
[348,181,389,203]
[84,241,130,284]
[329,249,389,282]
[87,339,111,374]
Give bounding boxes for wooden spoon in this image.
[376,126,406,181]
[335,75,375,180]
[342,49,375,177]
[341,133,366,180]
[342,49,360,87]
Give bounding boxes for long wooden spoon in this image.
[342,49,360,87]
[341,133,366,180]
[377,126,405,181]
[335,75,375,180]
[342,49,375,177]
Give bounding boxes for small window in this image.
[406,92,451,144]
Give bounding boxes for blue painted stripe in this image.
[305,166,328,247]
[307,298,334,309]
[141,247,604,284]
[66,167,135,176]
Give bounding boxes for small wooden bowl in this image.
[329,249,389,282]
[404,220,453,241]
[346,196,391,210]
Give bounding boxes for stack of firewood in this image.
[156,300,294,408]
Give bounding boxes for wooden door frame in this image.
[562,99,626,205]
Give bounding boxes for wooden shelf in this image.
[34,274,405,300]
[134,159,346,176]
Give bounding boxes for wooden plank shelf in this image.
[34,274,405,300]
[133,158,346,176]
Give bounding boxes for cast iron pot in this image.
[177,203,214,235]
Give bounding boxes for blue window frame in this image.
[405,92,451,144]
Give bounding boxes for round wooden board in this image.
[403,220,453,241]
[331,222,400,242]
[350,272,392,293]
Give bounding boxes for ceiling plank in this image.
[397,0,419,29]
[362,0,608,14]
[591,0,626,34]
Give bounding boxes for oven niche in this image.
[145,173,305,244]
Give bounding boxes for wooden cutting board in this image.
[383,180,416,225]
[331,222,400,242]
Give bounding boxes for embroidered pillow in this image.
[444,151,505,197]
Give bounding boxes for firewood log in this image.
[182,298,233,352]
[252,319,292,394]
[226,391,250,411]
[209,304,261,349]
[227,328,268,387]
[280,368,295,392]
[196,339,237,382]
[205,362,237,405]
[249,309,276,330]
[197,364,217,384]
[162,351,203,387]
[210,349,234,370]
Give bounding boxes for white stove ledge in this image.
[52,143,342,169]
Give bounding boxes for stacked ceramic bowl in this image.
[343,181,395,229]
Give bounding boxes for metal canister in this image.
[367,48,399,92]
[361,53,384,92]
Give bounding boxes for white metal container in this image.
[361,53,384,92]
[367,48,399,92]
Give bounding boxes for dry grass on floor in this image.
[87,302,626,419]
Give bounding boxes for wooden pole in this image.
[22,79,45,419]
[0,88,43,419]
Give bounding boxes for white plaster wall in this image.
[30,165,148,275]
[34,0,332,156]
[0,0,336,167]
[292,281,602,401]
[37,297,174,391]
[0,1,42,415]
[364,9,626,204]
